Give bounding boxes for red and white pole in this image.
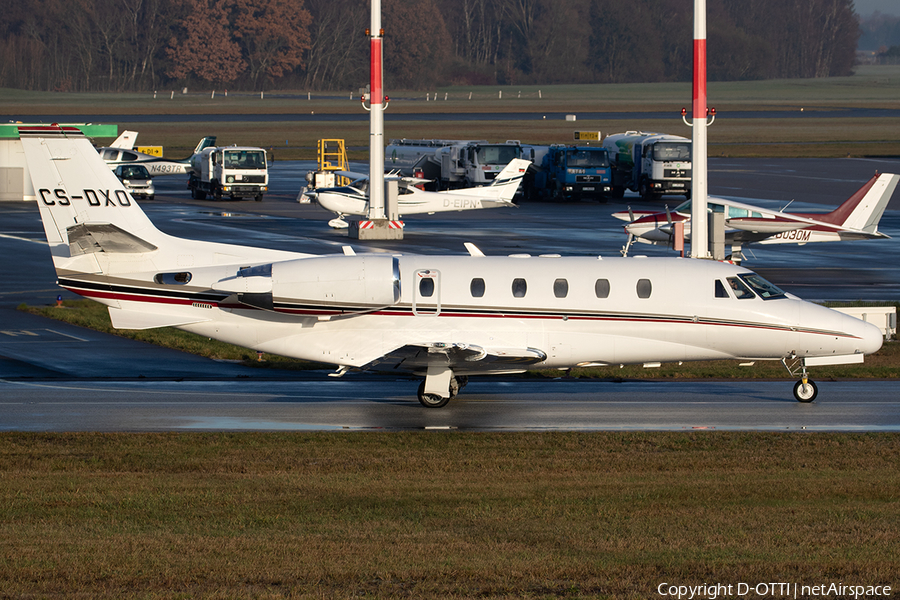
[689,0,709,258]
[367,0,385,220]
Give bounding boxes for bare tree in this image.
[301,0,367,90]
[231,0,313,90]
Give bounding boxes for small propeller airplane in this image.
[303,158,530,229]
[21,125,882,407]
[613,173,898,261]
[98,133,217,176]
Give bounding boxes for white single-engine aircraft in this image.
[22,125,882,407]
[98,134,217,176]
[304,159,530,229]
[614,173,898,260]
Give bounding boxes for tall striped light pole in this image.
[689,0,710,258]
[366,0,385,221]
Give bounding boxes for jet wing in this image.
[335,169,371,181]
[361,342,547,374]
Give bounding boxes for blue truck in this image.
[528,144,613,201]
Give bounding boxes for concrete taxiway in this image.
[1,157,897,431]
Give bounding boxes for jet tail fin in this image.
[194,136,217,155]
[811,173,899,233]
[450,158,531,201]
[111,130,138,150]
[19,125,165,271]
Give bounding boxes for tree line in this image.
[0,0,859,93]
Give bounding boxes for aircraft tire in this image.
[793,379,818,403]
[417,381,450,408]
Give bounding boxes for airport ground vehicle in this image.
[113,164,155,200]
[602,131,691,199]
[386,139,524,189]
[187,146,268,201]
[303,139,350,194]
[530,144,612,201]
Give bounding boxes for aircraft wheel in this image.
[417,381,450,408]
[793,379,818,403]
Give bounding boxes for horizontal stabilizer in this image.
[108,306,210,330]
[67,223,158,256]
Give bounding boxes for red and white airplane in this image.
[20,125,883,407]
[614,173,898,260]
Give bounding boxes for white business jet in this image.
[21,125,882,407]
[98,134,217,176]
[304,158,530,229]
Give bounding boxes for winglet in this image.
[464,242,485,257]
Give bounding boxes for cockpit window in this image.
[726,277,755,299]
[739,274,786,300]
[715,280,729,298]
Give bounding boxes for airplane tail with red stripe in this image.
[796,173,899,234]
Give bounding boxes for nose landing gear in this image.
[792,379,818,403]
[782,357,818,403]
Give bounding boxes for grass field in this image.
[4,65,900,159]
[1,432,898,599]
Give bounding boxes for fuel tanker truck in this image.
[601,131,691,200]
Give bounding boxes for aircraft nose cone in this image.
[854,316,884,355]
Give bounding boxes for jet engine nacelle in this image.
[214,254,400,313]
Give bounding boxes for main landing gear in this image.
[782,357,818,403]
[417,374,468,408]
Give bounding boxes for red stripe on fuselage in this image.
[61,284,859,340]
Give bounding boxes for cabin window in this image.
[154,272,192,285]
[553,278,568,298]
[595,279,610,298]
[470,278,485,298]
[511,278,527,298]
[636,279,652,298]
[715,280,729,298]
[727,277,755,299]
[419,277,435,297]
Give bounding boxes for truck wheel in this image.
[639,180,658,201]
[611,186,625,199]
[255,194,263,202]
